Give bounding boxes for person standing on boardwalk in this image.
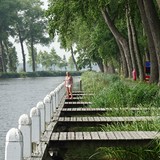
[65,72,73,99]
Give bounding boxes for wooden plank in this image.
[88,117,94,121]
[51,132,59,140]
[64,117,70,121]
[90,132,99,140]
[136,131,150,139]
[99,117,107,121]
[98,132,108,140]
[70,117,77,121]
[62,107,160,112]
[83,132,91,140]
[76,132,83,140]
[82,117,88,121]
[59,132,67,140]
[76,117,82,121]
[93,117,101,122]
[121,131,133,140]
[67,132,75,140]
[50,131,158,141]
[114,132,124,140]
[106,132,117,140]
[128,131,142,139]
[143,131,158,138]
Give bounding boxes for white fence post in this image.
[18,114,32,158]
[43,95,51,123]
[50,91,56,113]
[30,107,41,155]
[36,101,45,133]
[55,87,60,109]
[5,128,23,160]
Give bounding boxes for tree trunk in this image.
[18,27,26,72]
[0,40,7,72]
[156,0,160,10]
[70,46,78,71]
[101,8,133,78]
[129,13,144,81]
[137,0,159,83]
[108,59,116,74]
[97,59,104,72]
[103,60,108,73]
[126,6,137,72]
[31,35,35,72]
[0,43,3,72]
[116,40,128,78]
[143,0,160,83]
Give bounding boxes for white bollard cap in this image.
[6,128,22,142]
[30,107,40,117]
[44,95,51,103]
[36,101,44,109]
[18,114,31,125]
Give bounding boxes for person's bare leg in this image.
[69,87,73,99]
[66,87,69,98]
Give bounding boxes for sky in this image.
[13,0,71,63]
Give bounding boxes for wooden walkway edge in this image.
[43,91,160,159]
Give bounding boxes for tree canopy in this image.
[46,0,160,83]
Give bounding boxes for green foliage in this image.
[0,71,82,78]
[37,48,66,71]
[82,72,160,108]
[79,71,160,160]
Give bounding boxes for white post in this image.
[55,87,60,109]
[30,107,41,143]
[5,128,23,160]
[43,95,51,123]
[18,114,32,158]
[60,82,65,102]
[50,91,56,113]
[30,107,41,155]
[36,101,45,133]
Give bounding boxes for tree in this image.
[37,48,63,71]
[0,0,19,72]
[46,0,160,82]
[68,56,75,71]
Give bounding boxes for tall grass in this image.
[79,71,160,160]
[81,72,160,108]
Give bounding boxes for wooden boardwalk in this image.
[42,91,160,159]
[49,131,159,148]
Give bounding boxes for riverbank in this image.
[0,71,82,78]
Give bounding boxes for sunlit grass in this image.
[76,71,160,160]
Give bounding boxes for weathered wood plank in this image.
[98,132,108,139]
[59,132,67,140]
[121,131,133,140]
[106,132,117,140]
[67,132,75,140]
[50,131,159,141]
[113,132,124,139]
[51,132,59,141]
[83,132,91,140]
[76,132,83,140]
[58,116,158,123]
[90,132,99,140]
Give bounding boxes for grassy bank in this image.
[0,71,82,78]
[64,71,160,160]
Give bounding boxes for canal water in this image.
[0,76,80,159]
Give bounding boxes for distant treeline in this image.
[0,71,82,79]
